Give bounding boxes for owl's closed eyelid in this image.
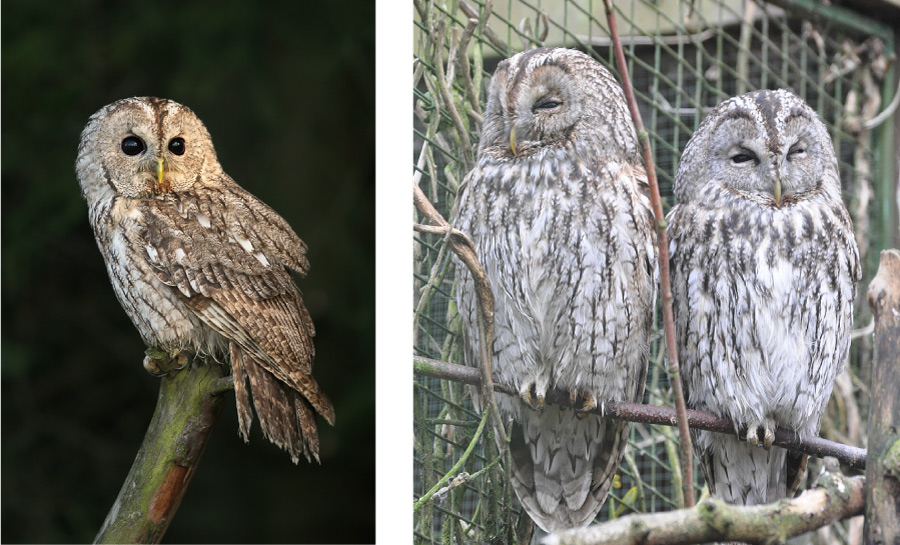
[727,146,760,166]
[532,97,563,112]
[787,142,807,158]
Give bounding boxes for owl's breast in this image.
[94,197,222,357]
[464,158,653,399]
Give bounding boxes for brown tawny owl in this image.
[75,96,334,464]
[452,48,658,532]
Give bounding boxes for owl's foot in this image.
[143,348,189,377]
[519,381,545,410]
[569,390,596,419]
[745,418,776,449]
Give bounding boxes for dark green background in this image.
[2,1,375,542]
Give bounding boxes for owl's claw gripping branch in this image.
[745,420,777,449]
[570,390,597,419]
[142,347,189,377]
[519,382,546,410]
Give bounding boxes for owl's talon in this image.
[172,353,189,371]
[142,355,166,377]
[567,390,596,418]
[519,383,545,410]
[763,426,775,448]
[519,385,534,408]
[143,348,189,377]
[746,425,761,446]
[568,391,596,419]
[744,420,776,448]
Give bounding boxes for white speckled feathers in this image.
[453,48,657,532]
[667,89,859,504]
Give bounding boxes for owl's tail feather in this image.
[509,407,629,533]
[231,343,330,464]
[698,432,805,506]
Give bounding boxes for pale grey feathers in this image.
[667,89,859,504]
[453,48,657,532]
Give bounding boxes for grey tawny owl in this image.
[667,89,860,504]
[76,97,334,464]
[452,48,658,532]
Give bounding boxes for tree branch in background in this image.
[544,461,864,545]
[94,361,226,544]
[602,0,694,507]
[414,356,867,470]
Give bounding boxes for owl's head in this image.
[76,97,221,203]
[675,89,837,207]
[478,47,637,161]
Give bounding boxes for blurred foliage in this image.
[2,0,374,543]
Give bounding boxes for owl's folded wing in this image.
[134,186,326,406]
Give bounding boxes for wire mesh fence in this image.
[414,1,896,543]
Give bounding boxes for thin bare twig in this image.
[459,0,507,53]
[456,18,483,125]
[430,18,474,170]
[413,356,867,470]
[602,0,694,507]
[413,184,506,446]
[413,409,490,511]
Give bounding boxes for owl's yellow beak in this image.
[773,178,782,206]
[156,158,166,185]
[509,127,518,156]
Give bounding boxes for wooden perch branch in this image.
[543,463,865,545]
[94,361,226,544]
[601,0,694,507]
[414,356,867,470]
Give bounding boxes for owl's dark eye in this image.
[534,99,562,111]
[731,153,757,165]
[121,136,145,156]
[168,137,186,156]
[788,146,806,158]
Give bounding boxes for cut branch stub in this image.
[94,362,226,544]
[864,248,900,545]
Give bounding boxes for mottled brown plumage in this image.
[76,96,333,463]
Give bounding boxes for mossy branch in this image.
[94,361,227,544]
[545,461,864,545]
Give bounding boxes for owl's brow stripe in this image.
[750,92,786,154]
[140,97,172,144]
